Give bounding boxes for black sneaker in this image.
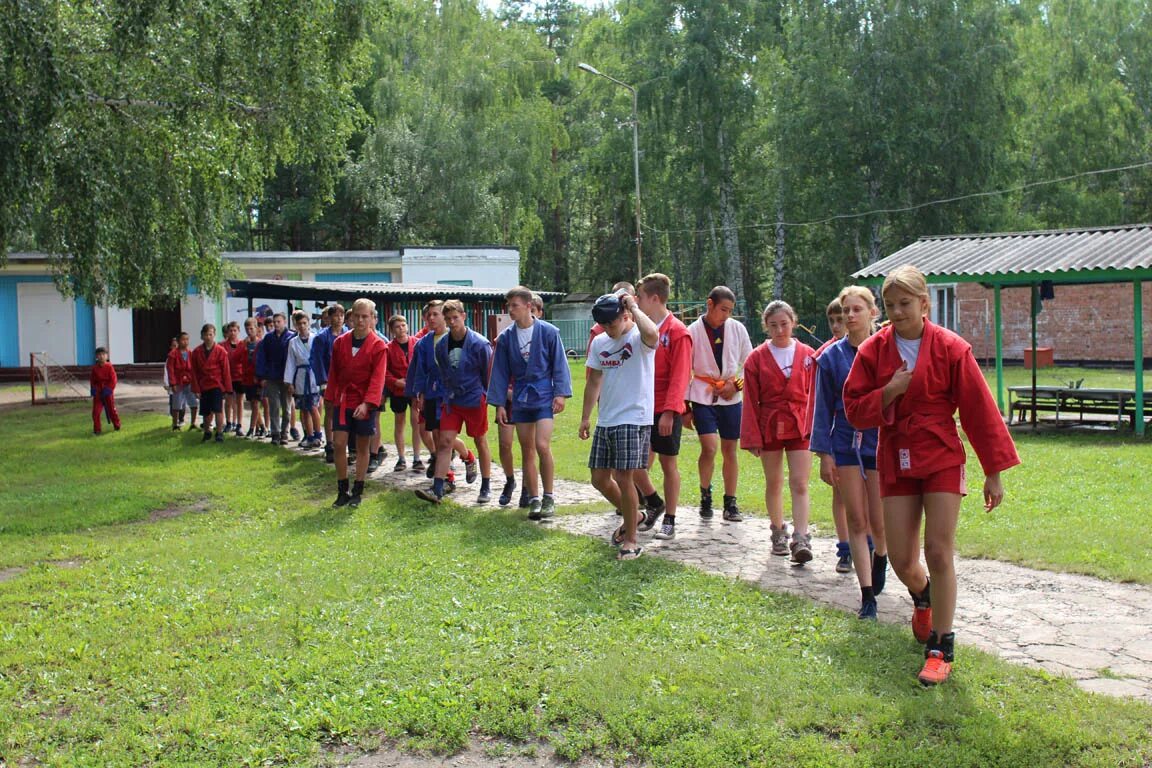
[444,479,456,495]
[333,492,352,508]
[202,430,212,442]
[425,455,436,479]
[638,506,662,532]
[722,503,743,522]
[347,494,362,509]
[393,458,407,472]
[518,488,531,509]
[367,453,382,474]
[411,458,425,473]
[498,479,517,507]
[172,424,180,431]
[290,427,301,441]
[214,432,224,443]
[699,491,714,520]
[324,445,334,464]
[415,488,442,505]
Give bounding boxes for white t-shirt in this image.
[769,340,796,379]
[585,324,656,427]
[516,322,534,361]
[895,333,922,371]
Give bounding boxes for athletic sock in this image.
[910,579,932,607]
[645,492,663,508]
[836,541,851,558]
[505,475,515,485]
[433,477,445,497]
[480,477,491,494]
[861,586,876,603]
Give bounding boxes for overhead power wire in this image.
[645,159,1152,236]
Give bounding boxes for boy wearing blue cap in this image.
[579,290,659,560]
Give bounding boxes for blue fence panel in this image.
[551,318,595,356]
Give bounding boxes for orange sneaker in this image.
[918,650,952,686]
[912,604,933,643]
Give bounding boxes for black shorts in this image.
[422,398,441,430]
[200,388,225,414]
[244,384,261,402]
[650,412,683,456]
[333,407,377,437]
[389,395,411,414]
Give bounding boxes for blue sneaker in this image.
[858,598,878,621]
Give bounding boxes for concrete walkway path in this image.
[350,446,1152,703]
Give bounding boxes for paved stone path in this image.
[333,442,1152,703]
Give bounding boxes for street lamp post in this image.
[578,62,643,279]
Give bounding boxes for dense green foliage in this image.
[6,0,1152,311]
[3,406,1152,766]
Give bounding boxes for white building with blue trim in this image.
[0,246,519,367]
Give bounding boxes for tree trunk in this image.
[717,127,744,300]
[774,203,786,301]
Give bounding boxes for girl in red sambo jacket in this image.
[843,264,1019,687]
[739,300,818,564]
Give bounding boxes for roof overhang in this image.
[227,279,563,303]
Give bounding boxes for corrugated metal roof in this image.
[228,279,563,302]
[853,224,1152,282]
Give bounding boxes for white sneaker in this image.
[653,519,676,540]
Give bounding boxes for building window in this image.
[438,279,474,287]
[932,285,957,330]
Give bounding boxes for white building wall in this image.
[106,307,135,364]
[400,246,520,289]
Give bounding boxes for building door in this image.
[132,305,182,363]
[17,283,77,365]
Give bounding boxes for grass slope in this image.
[0,405,1150,766]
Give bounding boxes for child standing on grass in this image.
[325,298,389,509]
[315,304,348,463]
[407,300,469,494]
[810,299,852,574]
[487,286,572,519]
[190,323,233,443]
[166,332,198,431]
[810,288,888,620]
[285,310,324,450]
[415,300,492,505]
[241,318,266,438]
[223,321,246,435]
[580,291,658,561]
[843,265,1019,686]
[89,346,120,434]
[740,301,818,564]
[256,312,296,446]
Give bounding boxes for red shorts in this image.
[439,400,488,438]
[758,437,810,453]
[881,464,967,498]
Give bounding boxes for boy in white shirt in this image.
[579,292,659,560]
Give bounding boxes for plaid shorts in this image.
[588,424,651,470]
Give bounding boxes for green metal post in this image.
[1136,281,1145,437]
[994,284,1004,415]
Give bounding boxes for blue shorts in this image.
[294,393,320,412]
[692,403,742,440]
[333,407,376,437]
[510,405,554,424]
[171,385,198,411]
[835,452,877,471]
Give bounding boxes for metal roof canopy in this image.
[228,278,563,303]
[852,224,1151,436]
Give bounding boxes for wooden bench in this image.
[1009,386,1150,428]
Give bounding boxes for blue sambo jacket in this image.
[486,320,572,410]
[434,328,492,409]
[810,336,879,458]
[255,328,296,381]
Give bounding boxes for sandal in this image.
[611,524,627,547]
[617,546,643,561]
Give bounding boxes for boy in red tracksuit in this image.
[224,321,247,435]
[325,298,389,508]
[89,346,121,434]
[191,323,234,443]
[632,273,693,540]
[384,314,419,471]
[166,332,198,431]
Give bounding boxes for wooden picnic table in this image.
[1008,386,1151,428]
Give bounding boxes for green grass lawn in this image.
[2,403,1152,766]
[554,362,1152,584]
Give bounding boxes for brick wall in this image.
[955,282,1152,363]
